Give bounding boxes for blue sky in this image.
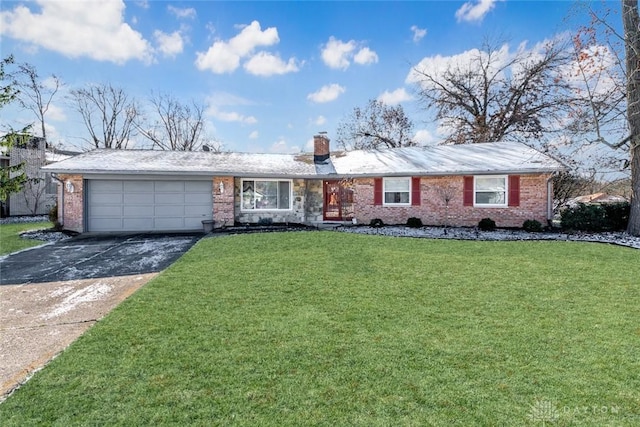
[0,1,597,154]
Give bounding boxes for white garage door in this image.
[87,179,213,232]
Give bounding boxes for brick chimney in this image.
[314,132,330,163]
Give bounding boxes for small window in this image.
[383,177,410,205]
[475,176,507,206]
[45,174,57,195]
[242,179,291,210]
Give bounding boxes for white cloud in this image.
[195,20,279,73]
[304,138,315,152]
[206,106,257,124]
[207,92,255,107]
[307,83,345,103]
[249,130,259,139]
[455,0,500,23]
[46,103,67,121]
[168,5,196,19]
[321,37,379,70]
[314,115,327,126]
[377,88,413,105]
[321,37,356,70]
[154,30,184,58]
[0,0,154,64]
[243,51,300,76]
[411,25,427,43]
[354,47,378,65]
[413,129,437,145]
[196,41,240,73]
[270,139,300,153]
[406,44,511,87]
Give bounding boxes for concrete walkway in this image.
[0,274,158,399]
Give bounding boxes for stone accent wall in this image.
[304,179,324,223]
[233,178,323,225]
[212,176,234,228]
[352,174,552,228]
[57,174,84,233]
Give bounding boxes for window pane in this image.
[242,181,255,209]
[385,191,410,204]
[385,178,410,192]
[476,177,505,191]
[256,181,278,209]
[476,191,505,205]
[278,181,290,209]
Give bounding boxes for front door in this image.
[323,180,354,221]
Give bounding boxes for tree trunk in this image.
[623,0,640,236]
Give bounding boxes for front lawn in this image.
[0,221,51,255]
[1,232,639,425]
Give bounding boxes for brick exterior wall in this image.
[57,174,84,233]
[352,174,552,228]
[212,176,234,228]
[54,173,551,233]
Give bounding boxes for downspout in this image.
[546,174,555,227]
[51,173,64,228]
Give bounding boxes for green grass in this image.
[0,222,51,255]
[1,232,639,426]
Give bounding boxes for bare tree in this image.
[567,2,640,235]
[336,99,416,150]
[410,39,573,145]
[622,0,640,234]
[436,184,456,233]
[70,83,139,149]
[12,62,62,140]
[552,170,596,212]
[137,93,210,151]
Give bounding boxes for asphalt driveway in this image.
[1,233,202,399]
[0,233,201,285]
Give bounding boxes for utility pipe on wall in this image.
[50,173,64,227]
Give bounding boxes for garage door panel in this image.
[124,181,153,191]
[155,181,184,192]
[124,205,154,216]
[184,205,211,216]
[123,218,154,230]
[88,179,213,232]
[91,181,123,192]
[185,181,212,192]
[90,193,123,204]
[89,218,123,231]
[155,193,184,204]
[155,217,185,229]
[96,205,124,216]
[155,205,184,217]
[184,193,209,203]
[124,193,154,204]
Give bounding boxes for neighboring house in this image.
[42,134,565,233]
[1,137,76,217]
[568,192,629,207]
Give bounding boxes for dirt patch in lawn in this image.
[0,273,158,401]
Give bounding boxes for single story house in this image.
[42,134,565,233]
